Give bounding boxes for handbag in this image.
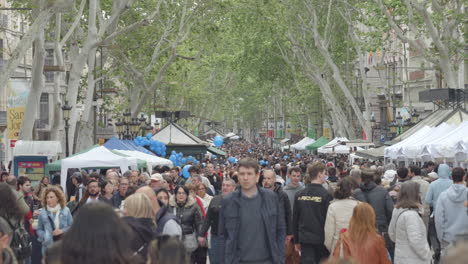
[183,233,198,252]
[47,214,62,242]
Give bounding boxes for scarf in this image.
[47,204,61,229]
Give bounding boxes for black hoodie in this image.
[292,183,333,245]
[122,216,157,261]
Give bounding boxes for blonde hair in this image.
[41,186,67,209]
[348,203,377,242]
[124,193,154,219]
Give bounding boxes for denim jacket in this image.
[36,207,73,253]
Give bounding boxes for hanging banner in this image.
[4,79,30,141]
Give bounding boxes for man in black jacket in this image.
[293,163,332,264]
[198,179,236,264]
[353,169,394,259]
[263,169,292,241]
[219,158,286,264]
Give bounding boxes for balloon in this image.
[212,155,217,159]
[296,153,301,158]
[194,160,199,165]
[181,158,187,164]
[283,155,289,160]
[182,165,191,179]
[228,156,236,164]
[146,133,153,139]
[213,136,224,147]
[187,156,194,162]
[248,149,252,153]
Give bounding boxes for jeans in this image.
[208,235,224,264]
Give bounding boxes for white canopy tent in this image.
[60,146,136,192]
[419,122,468,162]
[396,123,455,160]
[112,150,173,174]
[291,137,316,151]
[384,126,433,160]
[318,137,358,154]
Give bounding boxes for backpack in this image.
[6,218,32,260]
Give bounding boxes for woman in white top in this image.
[324,177,359,253]
[389,181,431,264]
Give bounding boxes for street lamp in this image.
[370,114,376,142]
[138,114,147,136]
[122,110,131,139]
[115,119,124,139]
[61,101,73,157]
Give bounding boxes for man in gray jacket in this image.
[435,167,468,255]
[219,158,285,264]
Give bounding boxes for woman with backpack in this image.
[36,186,73,255]
[0,182,31,263]
[388,181,431,264]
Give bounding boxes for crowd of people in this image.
[0,140,467,264]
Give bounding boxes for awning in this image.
[280,138,290,144]
[207,146,227,156]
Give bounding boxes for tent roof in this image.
[202,128,224,137]
[152,122,206,145]
[388,108,468,145]
[306,137,330,151]
[104,137,156,156]
[112,150,173,169]
[45,145,100,173]
[60,146,138,192]
[207,146,227,156]
[355,146,385,160]
[13,140,62,157]
[291,137,316,150]
[345,139,375,148]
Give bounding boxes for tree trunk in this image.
[18,7,46,140]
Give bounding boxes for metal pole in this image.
[65,120,70,157]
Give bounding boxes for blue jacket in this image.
[36,207,73,254]
[435,184,468,243]
[219,187,286,264]
[425,164,452,209]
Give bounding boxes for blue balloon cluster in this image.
[134,136,166,157]
[168,151,200,167]
[228,156,237,164]
[213,136,224,147]
[169,151,184,166]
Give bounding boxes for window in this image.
[0,14,8,28]
[44,49,54,82]
[45,49,54,65]
[39,93,49,127]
